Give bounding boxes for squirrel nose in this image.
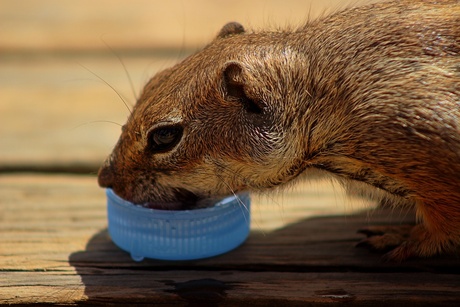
[97,158,114,188]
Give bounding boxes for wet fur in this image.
[99,0,460,260]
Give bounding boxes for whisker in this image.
[100,36,138,100]
[215,161,284,209]
[69,120,123,131]
[212,162,291,235]
[215,172,251,227]
[77,62,133,115]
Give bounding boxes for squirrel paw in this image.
[356,225,413,253]
[357,224,455,262]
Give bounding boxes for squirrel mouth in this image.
[141,189,217,210]
[141,201,192,210]
[142,198,219,210]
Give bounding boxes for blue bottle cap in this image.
[106,188,251,261]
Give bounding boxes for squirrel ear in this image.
[222,62,263,114]
[217,22,245,38]
[222,62,246,101]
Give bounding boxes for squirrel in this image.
[98,0,460,261]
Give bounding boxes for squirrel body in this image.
[99,0,460,260]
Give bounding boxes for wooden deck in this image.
[1,0,459,305]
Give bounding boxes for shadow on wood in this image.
[68,209,460,305]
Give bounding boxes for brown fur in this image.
[98,0,460,261]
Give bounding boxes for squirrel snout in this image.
[97,159,114,188]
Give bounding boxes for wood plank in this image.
[0,0,374,52]
[0,54,179,169]
[1,174,459,305]
[3,0,459,304]
[0,0,375,170]
[0,174,370,270]
[2,271,459,306]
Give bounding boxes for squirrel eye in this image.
[147,125,183,153]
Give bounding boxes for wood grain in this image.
[0,0,374,52]
[2,0,459,305]
[3,271,459,306]
[1,174,460,305]
[0,0,374,170]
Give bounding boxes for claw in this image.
[356,225,414,255]
[356,234,403,252]
[357,228,385,237]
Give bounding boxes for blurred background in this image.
[0,0,373,172]
[1,0,374,229]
